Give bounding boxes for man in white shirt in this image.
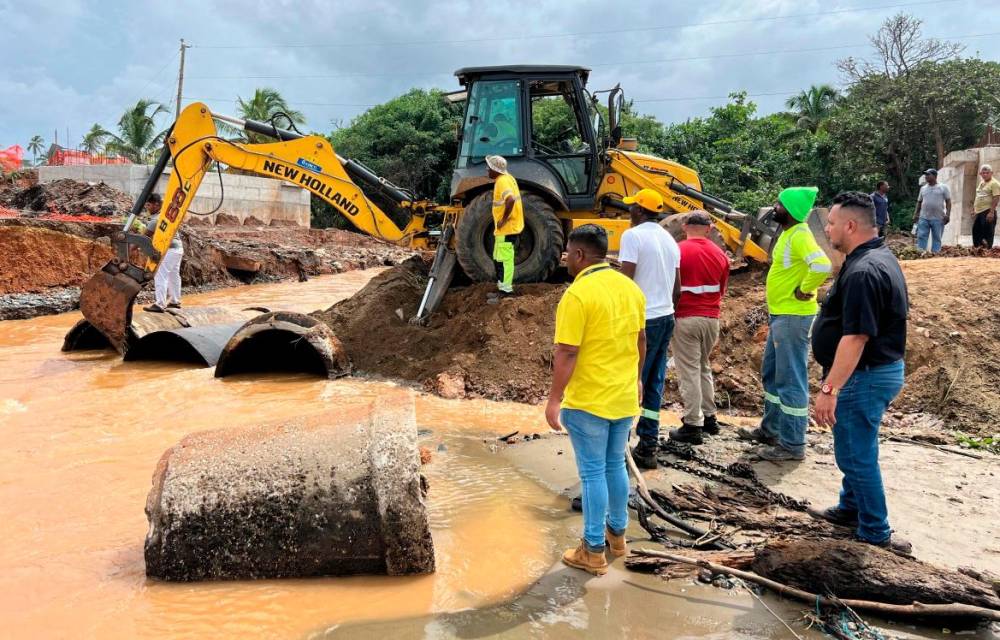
[620,188,681,469]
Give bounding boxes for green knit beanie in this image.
[778,186,818,222]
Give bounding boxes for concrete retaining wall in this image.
[38,164,310,227]
[939,146,1000,247]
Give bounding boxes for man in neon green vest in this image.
[739,186,831,461]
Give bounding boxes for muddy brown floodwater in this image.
[0,272,984,639]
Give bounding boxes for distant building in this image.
[45,144,130,166]
[938,144,1000,247]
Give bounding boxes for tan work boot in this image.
[562,541,609,576]
[605,526,627,558]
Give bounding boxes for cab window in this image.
[529,79,591,195]
[458,80,524,165]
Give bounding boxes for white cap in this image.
[485,155,508,175]
[981,164,993,172]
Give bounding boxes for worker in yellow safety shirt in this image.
[485,154,524,301]
[738,186,831,462]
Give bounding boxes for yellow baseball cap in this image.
[622,188,664,213]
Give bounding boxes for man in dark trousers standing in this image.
[812,191,911,554]
[870,181,890,237]
[619,188,681,468]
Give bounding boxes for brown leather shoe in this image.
[605,526,627,558]
[562,541,609,576]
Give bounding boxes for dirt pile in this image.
[894,257,1000,435]
[0,179,133,218]
[314,257,563,403]
[318,256,1000,437]
[0,225,113,294]
[886,234,1000,260]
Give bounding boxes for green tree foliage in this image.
[81,124,110,154]
[27,135,45,164]
[105,99,168,163]
[784,84,839,132]
[650,93,826,212]
[328,89,461,200]
[313,89,461,228]
[825,58,1000,229]
[231,88,306,144]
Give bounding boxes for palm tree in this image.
[230,88,306,143]
[81,124,110,155]
[105,99,169,163]
[27,135,45,165]
[784,84,840,133]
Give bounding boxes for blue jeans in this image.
[916,217,943,253]
[561,408,633,551]
[761,314,813,455]
[833,360,905,543]
[636,314,675,449]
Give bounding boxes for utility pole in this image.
[175,38,190,118]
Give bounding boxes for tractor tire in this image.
[661,212,727,252]
[456,191,564,284]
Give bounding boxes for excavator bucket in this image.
[79,262,143,355]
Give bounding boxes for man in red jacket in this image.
[668,212,730,444]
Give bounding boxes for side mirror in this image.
[611,125,622,148]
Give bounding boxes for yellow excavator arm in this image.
[147,103,436,273]
[80,102,445,353]
[603,149,771,264]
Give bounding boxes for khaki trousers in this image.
[672,316,720,426]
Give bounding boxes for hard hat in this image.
[622,188,664,213]
[778,186,818,222]
[485,155,508,174]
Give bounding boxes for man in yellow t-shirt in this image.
[972,164,1000,248]
[485,155,524,299]
[546,224,647,576]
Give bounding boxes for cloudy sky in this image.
[3,0,998,156]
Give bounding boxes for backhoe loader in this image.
[80,65,777,353]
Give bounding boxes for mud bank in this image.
[316,256,1000,438]
[0,218,413,320]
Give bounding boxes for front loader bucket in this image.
[79,262,143,355]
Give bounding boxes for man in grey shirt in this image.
[914,168,951,253]
[142,193,184,312]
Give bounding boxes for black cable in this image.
[186,162,225,216]
[268,111,304,137]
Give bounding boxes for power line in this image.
[190,0,958,50]
[186,89,807,109]
[182,30,1000,83]
[87,48,180,137]
[185,44,863,80]
[633,90,800,103]
[186,97,377,107]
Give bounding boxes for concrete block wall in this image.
[38,164,310,227]
[939,146,1000,246]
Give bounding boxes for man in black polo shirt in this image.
[811,191,911,554]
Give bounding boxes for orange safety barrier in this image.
[0,145,24,172]
[50,149,131,166]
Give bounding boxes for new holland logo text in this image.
[263,159,360,217]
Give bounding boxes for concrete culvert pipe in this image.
[62,307,268,354]
[62,318,113,351]
[143,391,435,580]
[123,323,247,367]
[214,311,351,379]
